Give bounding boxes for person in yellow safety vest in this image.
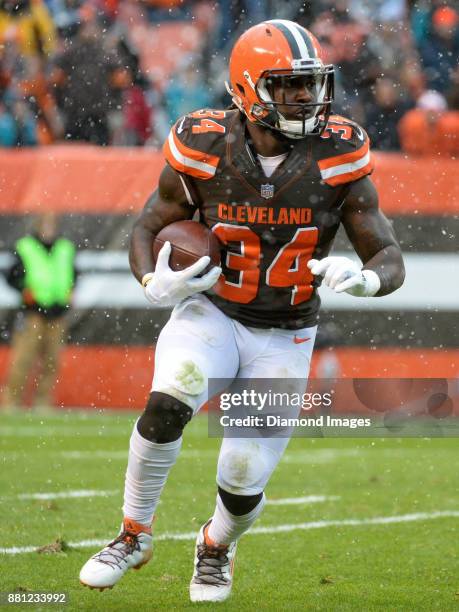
[1,212,76,413]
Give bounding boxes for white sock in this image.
[207,492,266,545]
[122,423,182,526]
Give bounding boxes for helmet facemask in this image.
[251,63,334,139]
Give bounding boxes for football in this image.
[153,220,221,273]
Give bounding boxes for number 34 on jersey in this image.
[212,223,319,306]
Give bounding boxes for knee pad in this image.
[137,391,193,443]
[216,441,280,496]
[218,486,263,516]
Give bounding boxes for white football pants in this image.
[152,293,316,495]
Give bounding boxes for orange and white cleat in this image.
[189,520,237,603]
[79,518,152,590]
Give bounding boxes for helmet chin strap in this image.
[225,79,322,139]
[277,113,319,139]
[256,76,324,138]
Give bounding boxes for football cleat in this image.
[79,518,152,590]
[189,520,237,603]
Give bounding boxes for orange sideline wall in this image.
[0,346,458,410]
[0,146,457,215]
[0,148,457,409]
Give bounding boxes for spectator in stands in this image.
[311,2,381,122]
[215,0,268,52]
[0,0,455,150]
[366,77,413,150]
[399,58,426,102]
[46,0,82,37]
[0,101,16,145]
[0,98,37,146]
[0,0,57,57]
[410,0,458,46]
[92,0,120,24]
[398,89,459,156]
[0,17,63,144]
[141,0,192,23]
[120,82,152,146]
[106,30,154,145]
[1,213,77,413]
[364,6,418,85]
[52,16,128,145]
[350,0,407,23]
[14,55,64,144]
[446,65,459,109]
[417,5,459,94]
[163,59,211,124]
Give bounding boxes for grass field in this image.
[1,410,458,611]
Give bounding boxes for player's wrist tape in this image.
[141,272,154,288]
[361,269,381,296]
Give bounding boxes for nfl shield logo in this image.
[260,183,275,199]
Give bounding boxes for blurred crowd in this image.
[0,0,458,153]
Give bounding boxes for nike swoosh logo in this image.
[294,336,311,344]
[177,117,186,134]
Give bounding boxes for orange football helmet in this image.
[228,20,334,138]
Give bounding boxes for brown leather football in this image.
[153,220,221,273]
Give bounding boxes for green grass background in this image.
[0,411,458,611]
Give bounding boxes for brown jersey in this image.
[163,109,374,330]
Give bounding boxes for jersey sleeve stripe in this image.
[163,131,217,180]
[327,114,355,125]
[317,140,369,171]
[319,150,374,186]
[171,124,220,167]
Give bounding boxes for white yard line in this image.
[60,451,128,459]
[1,511,458,555]
[17,490,120,501]
[0,426,127,438]
[58,450,219,460]
[8,491,335,505]
[3,447,445,464]
[266,495,340,505]
[11,448,359,462]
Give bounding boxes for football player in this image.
[80,20,405,602]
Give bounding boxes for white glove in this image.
[307,256,380,297]
[143,241,222,307]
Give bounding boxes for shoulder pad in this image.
[163,109,230,180]
[318,115,374,186]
